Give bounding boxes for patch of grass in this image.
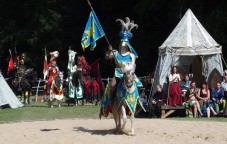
[170,117,227,122]
[0,100,226,124]
[0,102,100,124]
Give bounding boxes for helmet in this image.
[116,17,138,57]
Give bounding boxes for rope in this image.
[221,53,227,68]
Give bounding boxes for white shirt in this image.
[169,73,181,82]
[221,81,227,91]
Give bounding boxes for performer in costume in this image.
[67,50,83,100]
[15,53,36,104]
[48,52,59,84]
[17,53,26,89]
[45,51,64,107]
[45,51,59,96]
[80,56,91,79]
[67,50,77,98]
[168,66,182,106]
[17,53,28,103]
[67,50,77,75]
[105,18,142,92]
[101,17,144,117]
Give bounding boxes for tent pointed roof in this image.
[159,9,222,55]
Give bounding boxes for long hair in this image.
[190,80,196,88]
[171,66,178,75]
[200,82,208,93]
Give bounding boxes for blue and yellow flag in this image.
[81,10,105,51]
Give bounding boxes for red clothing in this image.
[168,82,182,105]
[47,65,59,85]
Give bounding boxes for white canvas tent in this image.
[153,9,223,95]
[0,72,23,108]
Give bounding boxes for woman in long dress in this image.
[168,66,182,106]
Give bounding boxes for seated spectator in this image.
[180,74,191,101]
[149,85,167,117]
[184,81,203,117]
[144,78,154,102]
[221,74,227,113]
[211,82,225,114]
[225,106,227,116]
[197,82,217,118]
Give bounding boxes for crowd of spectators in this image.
[149,67,227,118]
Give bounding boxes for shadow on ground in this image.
[73,127,128,136]
[40,128,60,132]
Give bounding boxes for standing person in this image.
[211,82,225,114]
[67,50,79,100]
[221,74,227,114]
[47,52,59,88]
[197,82,217,118]
[44,51,59,97]
[168,66,182,106]
[149,85,167,117]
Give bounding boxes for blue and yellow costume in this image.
[100,17,145,117]
[112,50,142,87]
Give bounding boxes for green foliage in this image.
[0,0,64,74]
[0,0,226,76]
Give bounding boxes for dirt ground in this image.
[0,118,227,144]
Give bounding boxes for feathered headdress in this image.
[116,17,138,57]
[116,17,138,41]
[50,51,59,61]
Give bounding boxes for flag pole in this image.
[45,46,46,56]
[43,47,47,80]
[14,47,21,90]
[9,49,11,56]
[86,0,111,47]
[86,0,118,62]
[69,46,72,72]
[14,47,17,65]
[8,49,13,74]
[90,58,101,67]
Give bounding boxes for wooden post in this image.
[35,79,41,102]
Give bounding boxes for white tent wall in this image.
[152,54,223,96]
[0,72,23,108]
[204,54,223,87]
[204,54,223,77]
[153,54,172,94]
